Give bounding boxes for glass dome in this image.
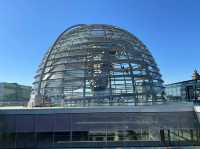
[29,24,164,107]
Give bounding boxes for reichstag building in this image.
[0,24,200,148]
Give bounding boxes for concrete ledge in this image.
[0,102,194,115]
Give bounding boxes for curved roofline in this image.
[36,24,157,95]
[37,24,86,94]
[67,24,138,39]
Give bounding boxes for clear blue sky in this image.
[0,0,200,86]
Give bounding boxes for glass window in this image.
[72,131,88,141]
[88,131,106,142]
[54,132,70,144]
[0,132,16,148]
[149,129,160,141]
[15,133,36,148]
[37,132,53,146]
[107,131,115,141]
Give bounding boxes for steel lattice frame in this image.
[31,24,164,106]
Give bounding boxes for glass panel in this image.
[72,131,88,141]
[16,133,36,148]
[54,132,70,144]
[37,132,53,146]
[88,131,106,141]
[0,132,15,148]
[149,129,160,141]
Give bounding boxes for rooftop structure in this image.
[192,70,200,80]
[29,24,164,107]
[0,82,31,106]
[165,70,200,101]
